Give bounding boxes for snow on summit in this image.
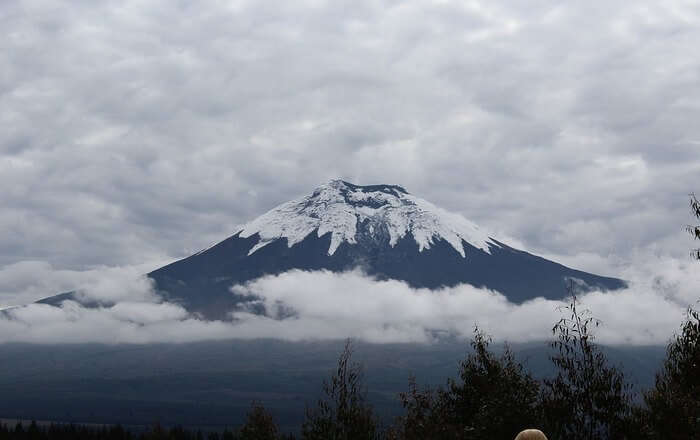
[238,180,499,257]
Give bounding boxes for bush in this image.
[388,376,456,440]
[445,328,542,439]
[541,292,633,440]
[239,402,280,440]
[643,306,700,439]
[301,340,378,440]
[390,328,541,440]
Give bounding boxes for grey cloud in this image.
[1,0,700,306]
[230,267,696,345]
[0,262,697,345]
[0,260,166,308]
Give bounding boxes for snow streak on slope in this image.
[238,180,499,257]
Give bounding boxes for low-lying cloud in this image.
[229,267,695,345]
[1,255,698,345]
[2,0,700,348]
[0,260,166,308]
[2,0,700,274]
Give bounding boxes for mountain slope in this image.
[146,180,626,319]
[39,180,626,319]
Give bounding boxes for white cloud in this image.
[1,301,233,344]
[1,0,700,346]
[0,260,167,308]
[230,267,698,345]
[0,256,697,345]
[1,0,699,274]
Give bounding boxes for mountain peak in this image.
[39,186,628,321]
[238,180,496,257]
[325,179,409,196]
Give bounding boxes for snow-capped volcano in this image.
[238,180,495,257]
[40,180,627,319]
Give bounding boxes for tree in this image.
[389,375,456,440]
[239,402,280,440]
[301,340,378,440]
[389,328,541,440]
[640,192,700,437]
[635,193,700,438]
[643,306,700,439]
[541,291,633,440]
[444,328,542,440]
[687,193,700,260]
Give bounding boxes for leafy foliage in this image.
[239,402,280,440]
[644,306,700,439]
[687,193,700,259]
[388,376,456,440]
[445,329,542,439]
[301,340,378,440]
[389,328,541,440]
[0,421,280,440]
[0,422,200,440]
[541,291,633,440]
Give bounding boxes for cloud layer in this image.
[1,0,700,276]
[0,259,166,308]
[1,261,697,345]
[229,268,696,345]
[1,1,700,345]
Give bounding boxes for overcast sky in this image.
[1,1,700,342]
